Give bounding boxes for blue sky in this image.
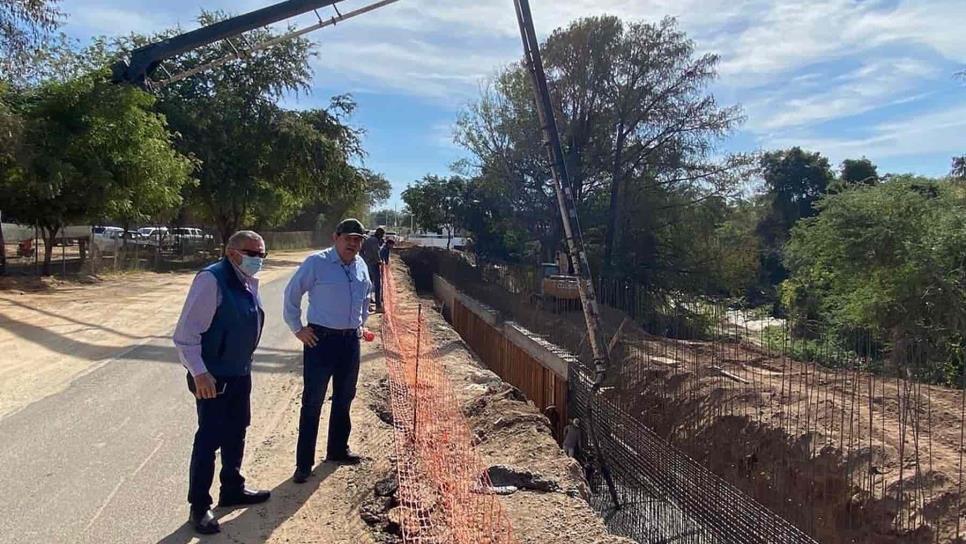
[63,0,966,207]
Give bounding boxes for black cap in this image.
[335,218,367,237]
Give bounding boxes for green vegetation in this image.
[0,10,389,274]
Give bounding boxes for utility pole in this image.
[513,0,620,510]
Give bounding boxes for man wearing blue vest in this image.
[284,218,373,483]
[173,230,270,535]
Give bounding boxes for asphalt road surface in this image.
[0,271,305,544]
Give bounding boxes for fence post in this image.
[413,304,423,440]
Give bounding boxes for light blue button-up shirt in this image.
[283,247,372,333]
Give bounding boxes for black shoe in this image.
[190,508,220,535]
[326,450,363,465]
[293,467,312,484]
[218,487,271,507]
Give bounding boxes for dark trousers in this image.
[368,262,382,307]
[296,326,361,470]
[187,373,251,510]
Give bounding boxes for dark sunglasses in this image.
[236,249,268,259]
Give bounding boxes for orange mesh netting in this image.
[380,263,515,544]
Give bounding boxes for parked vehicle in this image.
[170,227,210,252]
[92,226,125,253]
[136,227,172,249]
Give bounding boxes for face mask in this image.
[238,255,264,277]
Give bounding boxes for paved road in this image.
[0,271,304,544]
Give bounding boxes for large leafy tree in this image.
[783,176,966,381]
[0,83,21,274]
[456,15,749,276]
[402,174,467,249]
[756,147,834,286]
[94,12,375,245]
[0,71,194,275]
[839,157,879,186]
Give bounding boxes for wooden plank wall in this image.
[453,298,568,442]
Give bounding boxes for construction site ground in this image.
[0,252,623,543]
[399,246,966,543]
[606,308,966,543]
[517,297,966,543]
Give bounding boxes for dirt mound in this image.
[372,263,633,544]
[402,247,966,543]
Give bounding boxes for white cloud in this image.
[744,58,940,132]
[67,6,169,36]
[310,37,508,100]
[711,0,966,85]
[62,0,966,166]
[769,103,966,161]
[65,0,966,97]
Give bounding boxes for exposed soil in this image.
[402,248,966,543]
[0,251,632,543]
[603,309,966,544]
[378,260,634,544]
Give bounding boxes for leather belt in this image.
[310,324,358,337]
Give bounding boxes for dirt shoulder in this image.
[0,250,316,420]
[374,261,632,544]
[169,259,628,543]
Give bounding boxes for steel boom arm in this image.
[111,0,349,87]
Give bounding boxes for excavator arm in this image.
[111,0,373,88]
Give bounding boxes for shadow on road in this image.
[156,463,338,544]
[0,297,170,341]
[0,311,301,374]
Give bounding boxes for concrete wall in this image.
[434,273,572,381]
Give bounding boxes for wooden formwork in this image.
[453,297,568,442]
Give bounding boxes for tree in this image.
[456,15,749,272]
[952,155,966,180]
[317,168,390,234]
[116,12,368,245]
[0,72,193,275]
[839,157,879,186]
[783,176,966,382]
[0,83,21,275]
[756,147,834,286]
[459,176,528,262]
[402,175,466,249]
[0,0,63,82]
[369,208,405,230]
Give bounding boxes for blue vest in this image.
[200,258,263,377]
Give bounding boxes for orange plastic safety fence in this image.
[380,264,515,544]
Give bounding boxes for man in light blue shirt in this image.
[283,218,373,483]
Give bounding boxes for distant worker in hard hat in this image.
[563,418,582,458]
[360,227,385,312]
[284,218,374,484]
